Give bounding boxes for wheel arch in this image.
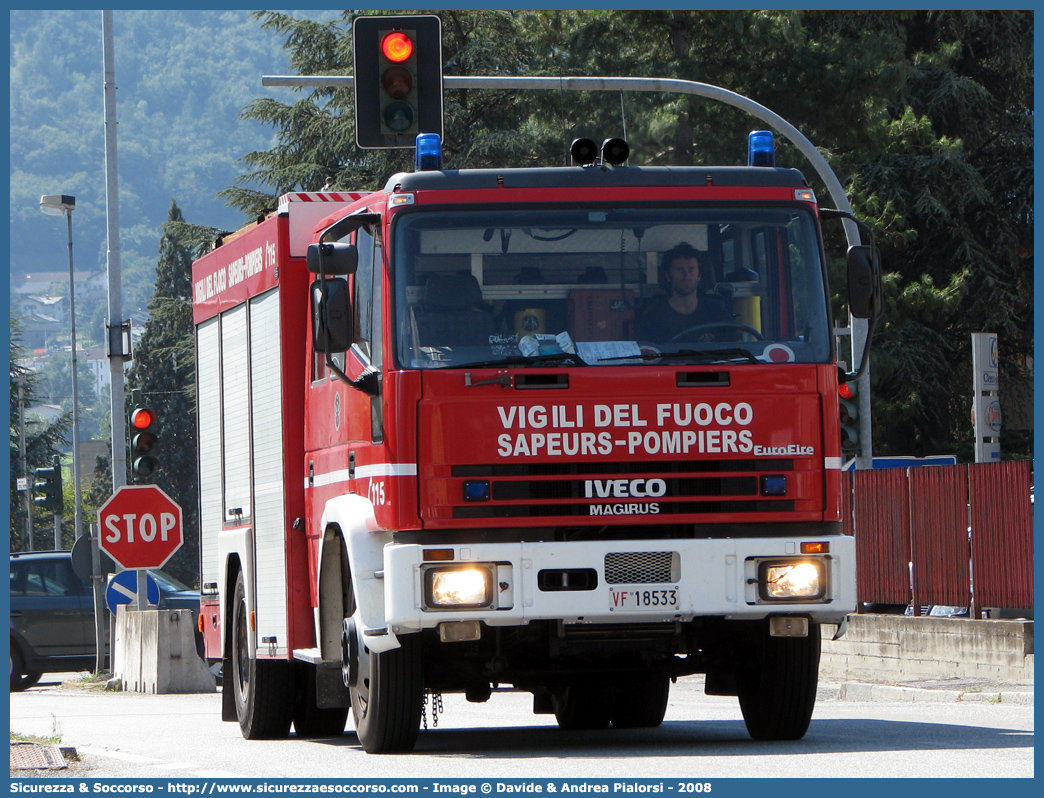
[222,554,243,660]
[317,493,400,656]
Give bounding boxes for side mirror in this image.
[307,241,358,276]
[847,245,883,320]
[311,279,352,353]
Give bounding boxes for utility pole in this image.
[103,10,128,491]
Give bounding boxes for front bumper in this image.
[383,535,855,633]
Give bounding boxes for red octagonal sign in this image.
[97,485,184,570]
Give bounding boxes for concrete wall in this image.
[114,607,216,694]
[821,615,1034,683]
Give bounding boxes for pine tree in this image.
[126,200,200,586]
[9,314,71,551]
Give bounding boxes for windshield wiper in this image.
[456,352,589,369]
[598,348,758,364]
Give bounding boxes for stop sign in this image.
[97,485,184,570]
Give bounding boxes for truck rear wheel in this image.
[611,677,670,728]
[553,685,612,730]
[231,572,292,739]
[292,662,349,738]
[737,620,820,740]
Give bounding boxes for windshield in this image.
[392,205,831,368]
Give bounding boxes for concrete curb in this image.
[835,682,1034,706]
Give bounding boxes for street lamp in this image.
[39,194,82,548]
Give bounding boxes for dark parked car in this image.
[9,550,200,691]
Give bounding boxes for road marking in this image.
[77,748,247,778]
[77,747,160,763]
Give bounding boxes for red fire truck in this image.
[194,129,881,752]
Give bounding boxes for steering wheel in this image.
[668,321,765,343]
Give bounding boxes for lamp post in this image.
[39,194,82,548]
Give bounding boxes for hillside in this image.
[9,9,333,329]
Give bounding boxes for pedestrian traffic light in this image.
[353,15,443,149]
[130,402,159,478]
[33,455,64,514]
[839,381,860,452]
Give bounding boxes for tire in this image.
[231,572,293,739]
[553,685,613,730]
[292,662,349,738]
[737,620,821,741]
[611,677,670,729]
[10,645,41,693]
[344,576,423,753]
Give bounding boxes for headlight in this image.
[758,559,826,601]
[424,566,494,609]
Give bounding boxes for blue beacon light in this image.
[416,133,443,171]
[747,130,775,167]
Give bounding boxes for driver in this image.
[635,242,734,342]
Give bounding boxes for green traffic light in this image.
[33,456,64,514]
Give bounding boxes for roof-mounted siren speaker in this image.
[570,137,598,166]
[601,138,629,166]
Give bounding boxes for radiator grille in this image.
[604,551,678,584]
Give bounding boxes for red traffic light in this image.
[381,31,413,63]
[131,408,155,430]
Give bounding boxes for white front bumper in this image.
[383,535,855,633]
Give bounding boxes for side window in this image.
[354,225,383,371]
[354,227,375,355]
[10,562,26,596]
[22,560,81,597]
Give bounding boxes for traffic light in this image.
[130,400,159,478]
[354,15,443,148]
[839,382,859,453]
[33,455,64,514]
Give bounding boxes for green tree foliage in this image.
[9,314,72,552]
[850,11,1033,458]
[226,10,1030,461]
[126,200,200,586]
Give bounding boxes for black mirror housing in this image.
[847,244,883,320]
[311,278,352,353]
[307,241,359,276]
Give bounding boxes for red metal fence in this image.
[846,460,1033,612]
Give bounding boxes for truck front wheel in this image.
[736,620,820,741]
[343,582,423,753]
[231,571,292,739]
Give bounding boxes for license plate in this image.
[609,586,679,611]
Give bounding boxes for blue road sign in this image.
[105,569,159,615]
[842,455,959,471]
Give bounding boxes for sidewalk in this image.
[822,676,1034,705]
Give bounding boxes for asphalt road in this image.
[8,672,1034,780]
